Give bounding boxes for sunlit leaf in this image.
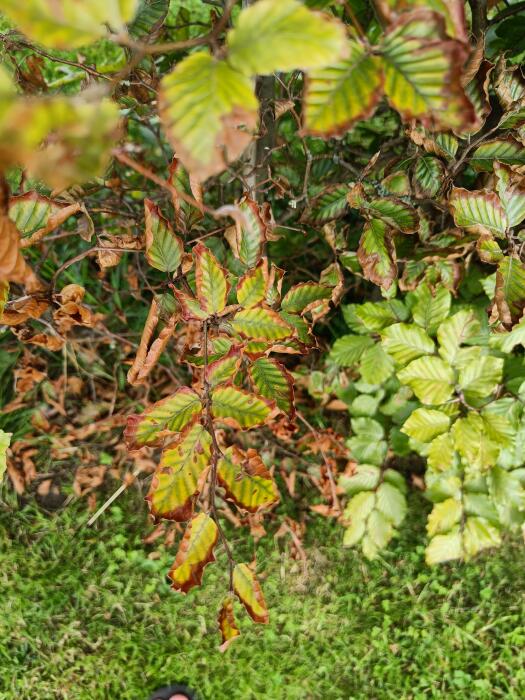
[125,387,202,448]
[449,187,508,238]
[381,323,435,366]
[452,413,500,472]
[0,430,12,482]
[211,385,273,429]
[159,52,258,180]
[303,38,383,136]
[397,356,454,405]
[462,517,501,558]
[495,255,525,326]
[437,309,481,366]
[194,242,229,315]
[231,306,293,341]
[226,198,271,269]
[233,563,269,624]
[146,423,211,521]
[402,408,450,443]
[217,445,279,512]
[249,356,294,417]
[0,0,139,48]
[458,356,503,404]
[144,200,183,272]
[425,528,462,564]
[226,0,346,75]
[168,512,218,593]
[237,262,268,309]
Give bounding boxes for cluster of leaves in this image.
[3,0,525,647]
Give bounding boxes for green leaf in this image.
[495,255,525,326]
[211,385,273,429]
[413,156,445,198]
[381,10,474,131]
[168,513,218,593]
[437,309,481,366]
[490,317,525,353]
[348,418,387,465]
[0,0,139,48]
[452,413,500,472]
[194,243,229,315]
[358,197,419,234]
[488,466,525,530]
[425,529,462,564]
[344,490,376,522]
[146,423,211,522]
[0,430,11,482]
[402,408,450,443]
[462,517,501,559]
[427,432,456,472]
[125,388,202,448]
[381,323,435,366]
[206,349,242,388]
[412,284,451,336]
[398,356,454,405]
[281,282,332,314]
[129,0,168,39]
[458,356,503,404]
[8,192,79,238]
[470,138,525,172]
[159,52,258,180]
[329,334,374,367]
[226,0,346,76]
[344,300,408,332]
[339,464,381,494]
[494,161,525,228]
[302,184,350,224]
[303,38,383,136]
[233,563,269,624]
[236,263,267,309]
[217,445,279,513]
[249,357,294,417]
[357,218,397,289]
[376,482,407,526]
[231,307,293,341]
[144,200,183,272]
[226,198,270,268]
[449,187,508,238]
[427,498,462,537]
[359,343,395,385]
[363,510,393,559]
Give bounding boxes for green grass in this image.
[1,494,525,700]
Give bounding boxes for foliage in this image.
[2,0,525,649]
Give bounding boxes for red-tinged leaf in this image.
[218,597,241,652]
[206,347,242,388]
[375,0,468,43]
[470,137,525,172]
[494,161,525,228]
[217,445,279,513]
[495,255,525,327]
[236,260,268,309]
[9,191,81,242]
[449,187,508,238]
[173,289,209,321]
[211,385,274,429]
[281,282,332,314]
[194,242,229,315]
[357,218,397,289]
[144,199,183,272]
[249,356,295,418]
[231,306,293,341]
[168,512,218,593]
[233,563,269,624]
[125,387,202,449]
[381,10,475,132]
[225,198,272,268]
[146,422,211,522]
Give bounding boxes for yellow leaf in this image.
[168,512,218,593]
[194,242,230,315]
[231,306,293,341]
[144,199,183,273]
[217,445,279,513]
[218,597,241,652]
[233,563,269,624]
[211,385,274,429]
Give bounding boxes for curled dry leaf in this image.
[0,213,41,290]
[218,597,241,652]
[53,283,102,333]
[0,296,49,326]
[73,466,106,497]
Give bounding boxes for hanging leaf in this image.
[159,53,258,180]
[249,357,295,417]
[237,262,268,309]
[470,138,525,172]
[0,0,139,48]
[281,282,332,314]
[217,445,279,512]
[231,307,293,341]
[146,423,212,521]
[194,243,230,315]
[226,0,346,76]
[381,323,435,366]
[397,356,454,405]
[125,388,202,448]
[168,513,218,593]
[218,597,241,652]
[303,38,383,136]
[211,385,274,429]
[402,408,450,443]
[233,563,269,624]
[357,218,397,289]
[144,200,183,273]
[381,10,474,131]
[412,156,445,198]
[449,188,508,238]
[495,256,525,327]
[226,198,271,268]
